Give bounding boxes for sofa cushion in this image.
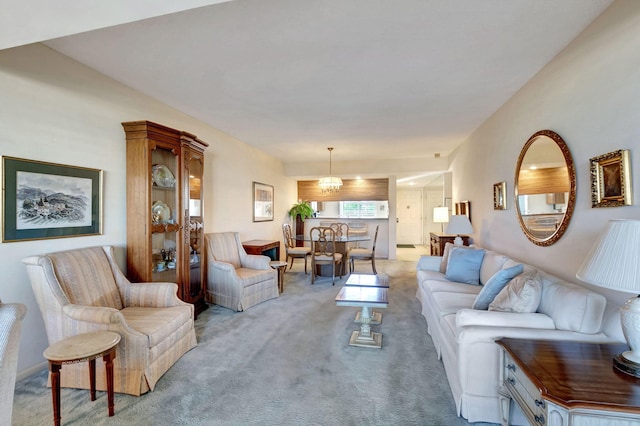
[445,247,485,285]
[456,308,555,329]
[122,306,193,347]
[489,273,542,313]
[479,251,510,285]
[440,242,476,273]
[432,292,478,316]
[537,276,607,334]
[421,279,483,295]
[472,264,524,310]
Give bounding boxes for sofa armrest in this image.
[456,308,555,329]
[123,282,188,308]
[210,260,236,273]
[243,254,272,270]
[417,255,442,271]
[457,325,618,344]
[63,304,123,324]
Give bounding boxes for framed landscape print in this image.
[253,181,274,222]
[589,149,632,208]
[2,157,103,242]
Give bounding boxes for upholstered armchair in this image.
[204,232,278,311]
[0,299,26,425]
[23,246,197,396]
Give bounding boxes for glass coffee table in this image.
[344,273,389,324]
[335,286,388,349]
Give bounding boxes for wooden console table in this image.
[242,240,280,261]
[497,338,640,426]
[429,232,469,256]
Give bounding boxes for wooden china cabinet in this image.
[122,120,208,317]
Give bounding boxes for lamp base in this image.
[613,354,640,378]
[453,235,464,246]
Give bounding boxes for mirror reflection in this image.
[515,130,575,246]
[312,201,389,219]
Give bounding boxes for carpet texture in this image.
[12,259,495,425]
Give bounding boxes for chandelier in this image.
[318,147,343,194]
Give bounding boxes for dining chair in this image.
[329,222,349,238]
[282,223,311,273]
[309,227,343,285]
[349,225,379,274]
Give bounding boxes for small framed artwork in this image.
[589,149,633,208]
[253,181,274,222]
[455,200,471,223]
[2,156,103,242]
[493,182,507,210]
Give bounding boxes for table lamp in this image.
[576,219,640,378]
[445,215,473,246]
[433,207,449,232]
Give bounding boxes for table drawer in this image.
[504,353,547,425]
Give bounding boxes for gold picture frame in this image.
[454,200,471,223]
[589,149,632,208]
[493,182,507,210]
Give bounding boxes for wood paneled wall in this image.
[297,178,389,201]
[518,167,569,195]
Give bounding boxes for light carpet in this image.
[12,258,496,425]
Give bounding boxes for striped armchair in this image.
[0,299,26,425]
[204,232,278,311]
[23,246,196,396]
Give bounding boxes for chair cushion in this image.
[349,248,372,259]
[288,247,311,255]
[472,264,524,310]
[236,268,277,286]
[208,233,242,268]
[121,306,193,347]
[49,247,123,309]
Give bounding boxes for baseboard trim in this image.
[17,361,48,381]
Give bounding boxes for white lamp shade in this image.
[433,207,449,223]
[445,215,473,235]
[576,219,640,293]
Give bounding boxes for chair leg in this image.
[372,257,376,274]
[304,255,308,274]
[311,259,315,284]
[350,258,354,273]
[288,257,294,271]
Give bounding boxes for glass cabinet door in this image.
[186,148,204,301]
[151,146,180,283]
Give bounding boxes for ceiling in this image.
[4,0,613,185]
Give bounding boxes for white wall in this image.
[0,43,297,374]
[449,0,640,304]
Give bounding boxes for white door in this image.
[396,189,422,245]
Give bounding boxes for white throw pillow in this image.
[489,273,542,313]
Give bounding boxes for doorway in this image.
[396,189,422,246]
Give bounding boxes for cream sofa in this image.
[415,245,624,424]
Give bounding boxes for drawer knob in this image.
[535,399,546,408]
[507,364,516,372]
[507,378,515,386]
[535,414,546,425]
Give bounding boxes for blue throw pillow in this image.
[472,264,524,310]
[444,247,486,285]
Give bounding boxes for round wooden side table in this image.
[43,331,121,426]
[270,261,288,293]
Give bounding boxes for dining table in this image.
[295,234,370,277]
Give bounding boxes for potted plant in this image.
[288,200,314,221]
[289,201,314,247]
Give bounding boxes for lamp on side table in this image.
[445,215,473,246]
[577,219,640,378]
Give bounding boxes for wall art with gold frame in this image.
[2,156,103,242]
[589,149,632,208]
[493,182,507,210]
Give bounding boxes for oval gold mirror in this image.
[515,130,576,246]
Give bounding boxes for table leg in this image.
[50,362,61,426]
[89,358,96,401]
[348,305,383,349]
[104,349,116,417]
